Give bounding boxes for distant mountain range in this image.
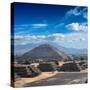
[57,46,87,55]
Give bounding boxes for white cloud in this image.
[54,7,87,30]
[14,31,87,46]
[14,33,65,45]
[65,32,87,41]
[66,7,88,19]
[48,33,65,38]
[15,23,48,33]
[66,22,88,32]
[54,23,65,28]
[82,8,88,19]
[32,23,48,28]
[67,7,81,16]
[47,33,65,41]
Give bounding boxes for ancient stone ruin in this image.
[37,62,57,72]
[14,64,41,77]
[58,62,81,72]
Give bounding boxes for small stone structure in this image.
[37,62,57,72]
[14,64,41,77]
[58,62,81,72]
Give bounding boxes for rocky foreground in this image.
[14,71,87,87]
[13,60,88,87]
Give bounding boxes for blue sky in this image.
[12,3,88,55]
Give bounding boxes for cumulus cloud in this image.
[82,8,88,19]
[54,7,87,30]
[66,22,88,32]
[65,32,87,42]
[47,33,65,41]
[67,7,81,16]
[66,7,88,19]
[14,33,65,45]
[14,31,87,46]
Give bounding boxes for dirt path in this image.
[15,72,57,87]
[23,72,87,87]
